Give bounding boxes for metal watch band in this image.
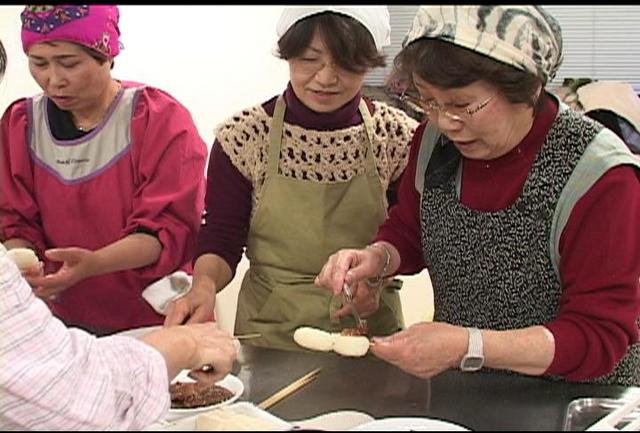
[365,242,391,289]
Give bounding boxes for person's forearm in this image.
[482,325,555,375]
[90,233,162,276]
[2,253,169,430]
[192,253,233,295]
[140,328,196,380]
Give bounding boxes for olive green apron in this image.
[235,96,404,350]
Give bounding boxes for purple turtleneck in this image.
[195,83,378,273]
[263,82,374,129]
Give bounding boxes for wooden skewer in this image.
[257,367,322,410]
[234,333,262,340]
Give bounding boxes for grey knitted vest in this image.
[419,108,639,386]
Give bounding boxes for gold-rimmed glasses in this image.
[401,91,495,122]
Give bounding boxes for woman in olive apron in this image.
[234,96,404,349]
[165,7,418,351]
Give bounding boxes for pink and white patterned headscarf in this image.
[21,5,122,58]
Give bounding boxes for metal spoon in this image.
[342,283,365,329]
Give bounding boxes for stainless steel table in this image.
[234,344,639,431]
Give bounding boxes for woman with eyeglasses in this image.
[316,5,640,385]
[164,7,418,350]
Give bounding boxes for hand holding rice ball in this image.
[6,248,40,271]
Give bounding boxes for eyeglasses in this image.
[400,92,495,122]
[294,53,352,77]
[294,56,364,77]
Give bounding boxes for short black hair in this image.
[277,12,385,74]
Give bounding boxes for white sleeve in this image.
[0,255,170,430]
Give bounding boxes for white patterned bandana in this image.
[277,6,391,52]
[403,5,563,83]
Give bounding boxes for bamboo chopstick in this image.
[257,367,322,410]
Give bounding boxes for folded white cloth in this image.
[142,271,193,315]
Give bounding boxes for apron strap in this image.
[358,100,378,176]
[266,96,287,177]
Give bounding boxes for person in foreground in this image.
[1,43,234,430]
[315,5,640,385]
[0,5,207,335]
[0,223,235,427]
[165,7,418,350]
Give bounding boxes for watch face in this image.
[461,356,484,371]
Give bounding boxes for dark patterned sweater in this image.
[377,94,640,383]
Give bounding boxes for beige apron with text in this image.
[235,96,403,350]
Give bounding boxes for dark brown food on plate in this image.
[341,321,369,336]
[170,381,234,409]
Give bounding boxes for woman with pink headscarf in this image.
[0,5,208,335]
[0,38,238,431]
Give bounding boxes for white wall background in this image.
[0,5,291,146]
[370,6,640,92]
[0,5,434,331]
[543,5,640,92]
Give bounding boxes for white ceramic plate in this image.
[144,402,292,430]
[350,417,470,431]
[293,410,375,430]
[166,370,244,421]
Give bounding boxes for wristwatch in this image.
[460,327,484,372]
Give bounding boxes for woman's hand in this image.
[29,247,96,299]
[164,285,215,326]
[141,322,238,385]
[333,280,381,319]
[315,248,382,295]
[370,322,468,379]
[20,260,45,280]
